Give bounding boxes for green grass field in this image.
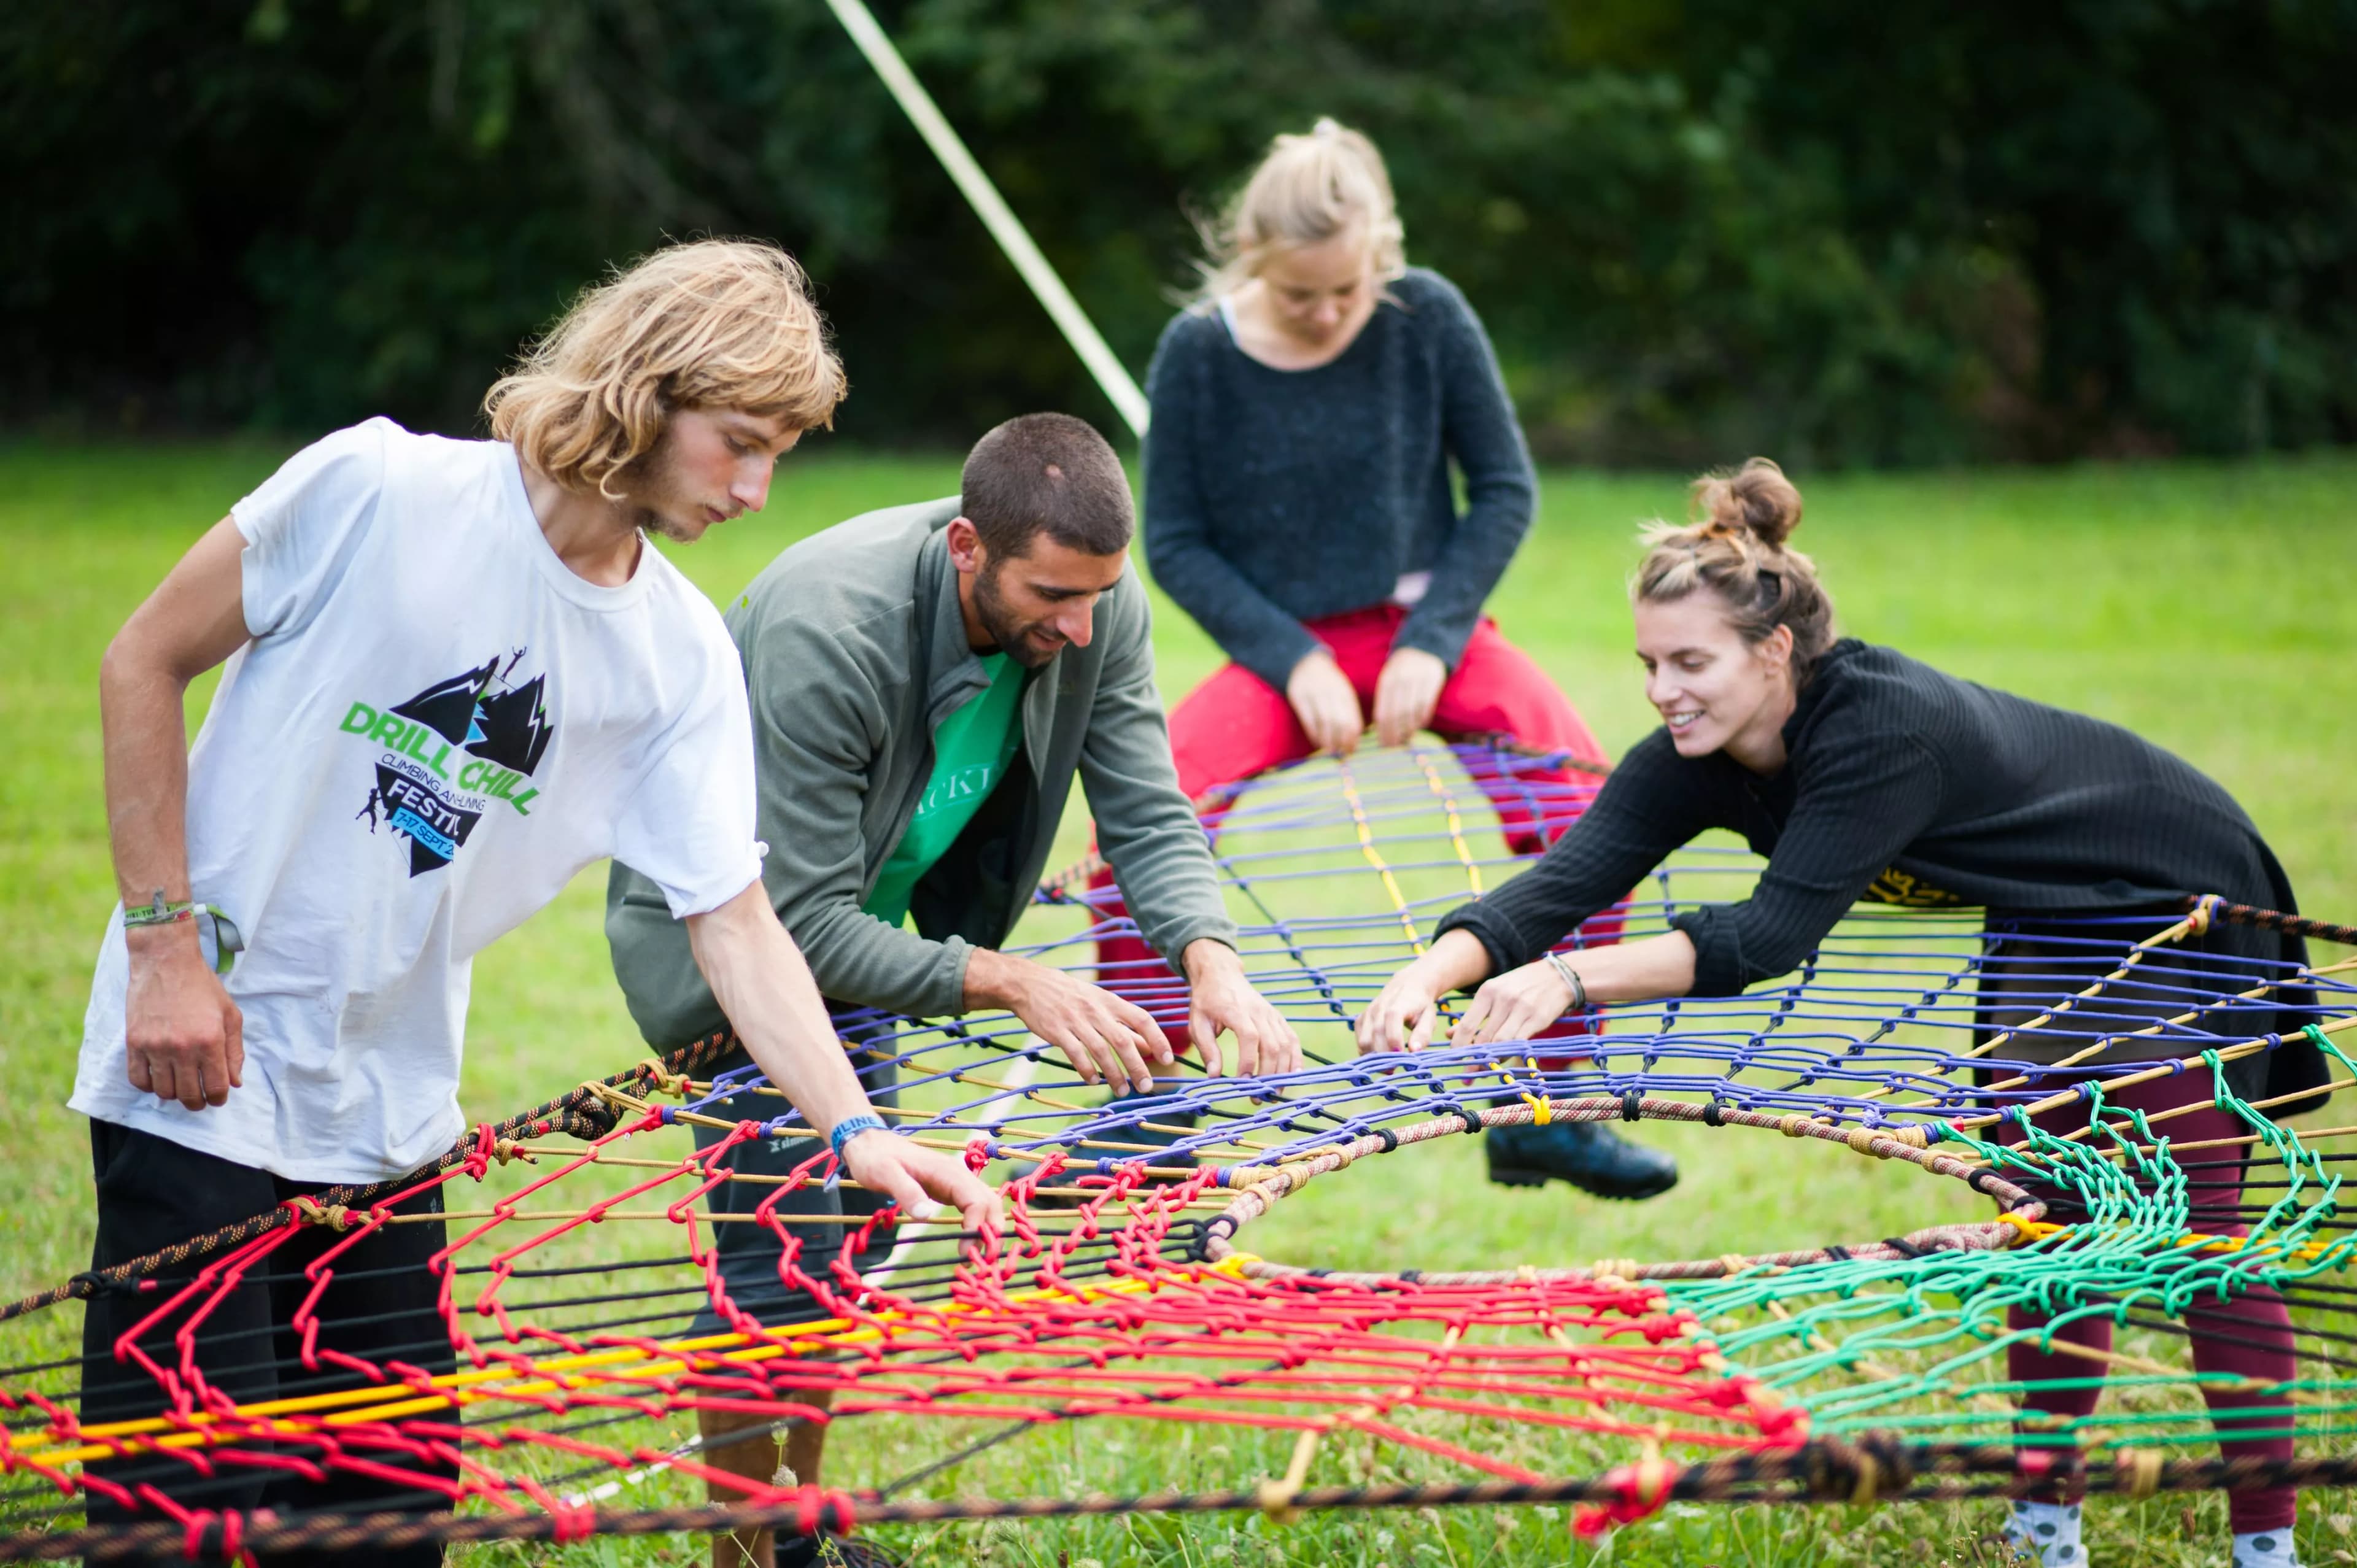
[4,441,2356,1566]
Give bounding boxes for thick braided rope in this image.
[8,1440,2353,1561]
[2181,893,2357,948]
[0,1028,743,1322]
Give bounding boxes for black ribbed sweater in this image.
[1438,641,2305,998]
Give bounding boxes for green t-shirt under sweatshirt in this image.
[861,652,1026,927]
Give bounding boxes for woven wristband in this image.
[828,1113,891,1162]
[122,889,244,976]
[1542,951,1588,1011]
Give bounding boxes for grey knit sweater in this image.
[1141,268,1536,688]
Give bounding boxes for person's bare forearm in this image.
[1409,928,1496,997]
[101,639,199,913]
[961,944,1032,1012]
[103,517,252,915]
[104,516,256,1108]
[689,886,1000,1231]
[1560,930,1697,1002]
[687,887,879,1138]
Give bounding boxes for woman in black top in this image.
[1357,459,2319,1562]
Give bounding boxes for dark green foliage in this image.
[6,0,2355,463]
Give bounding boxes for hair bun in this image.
[1692,457,1803,550]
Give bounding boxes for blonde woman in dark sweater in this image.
[1360,460,2323,1568]
[1091,117,1670,1200]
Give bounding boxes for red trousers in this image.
[1091,606,1621,1045]
[2000,1067,2296,1532]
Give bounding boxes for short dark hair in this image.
[960,413,1134,558]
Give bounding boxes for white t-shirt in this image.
[71,419,762,1183]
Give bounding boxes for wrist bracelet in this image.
[827,1113,891,1162]
[123,889,244,976]
[1542,951,1588,1012]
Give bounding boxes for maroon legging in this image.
[2000,1065,2296,1532]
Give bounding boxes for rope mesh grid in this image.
[7,740,2356,1559]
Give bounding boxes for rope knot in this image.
[1254,1478,1304,1525]
[178,1508,215,1563]
[549,1500,597,1544]
[285,1196,353,1232]
[1572,1454,1680,1537]
[2119,1446,2164,1499]
[637,1058,694,1097]
[1849,1449,1881,1507]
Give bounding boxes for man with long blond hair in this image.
[72,239,993,1564]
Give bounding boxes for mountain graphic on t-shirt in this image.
[385,660,554,776]
[390,661,500,747]
[361,654,557,876]
[467,674,553,774]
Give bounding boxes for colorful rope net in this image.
[7,741,2357,1560]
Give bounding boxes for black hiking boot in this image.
[1484,1121,1678,1200]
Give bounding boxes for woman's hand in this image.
[1356,930,1496,1053]
[1450,959,1577,1047]
[1355,963,1443,1053]
[1285,650,1364,755]
[1372,647,1447,747]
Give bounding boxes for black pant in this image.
[687,1033,898,1339]
[80,1121,455,1566]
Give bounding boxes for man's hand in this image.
[1181,940,1301,1077]
[840,1128,1001,1235]
[1285,649,1364,756]
[1372,646,1447,747]
[123,924,244,1110]
[967,947,1172,1093]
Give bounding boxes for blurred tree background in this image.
[6,0,2355,465]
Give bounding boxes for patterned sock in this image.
[2232,1529,2299,1567]
[2003,1500,2084,1566]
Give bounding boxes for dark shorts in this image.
[686,1032,900,1340]
[79,1121,455,1566]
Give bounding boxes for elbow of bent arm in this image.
[99,627,168,706]
[1682,903,1833,997]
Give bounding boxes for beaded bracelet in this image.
[122,889,244,976]
[828,1113,891,1162]
[1542,951,1588,1012]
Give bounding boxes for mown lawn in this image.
[3,439,2355,1566]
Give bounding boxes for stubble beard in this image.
[623,437,703,544]
[972,564,1056,670]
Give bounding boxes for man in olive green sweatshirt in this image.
[605,412,1296,1568]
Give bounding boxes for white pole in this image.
[821,0,1151,438]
